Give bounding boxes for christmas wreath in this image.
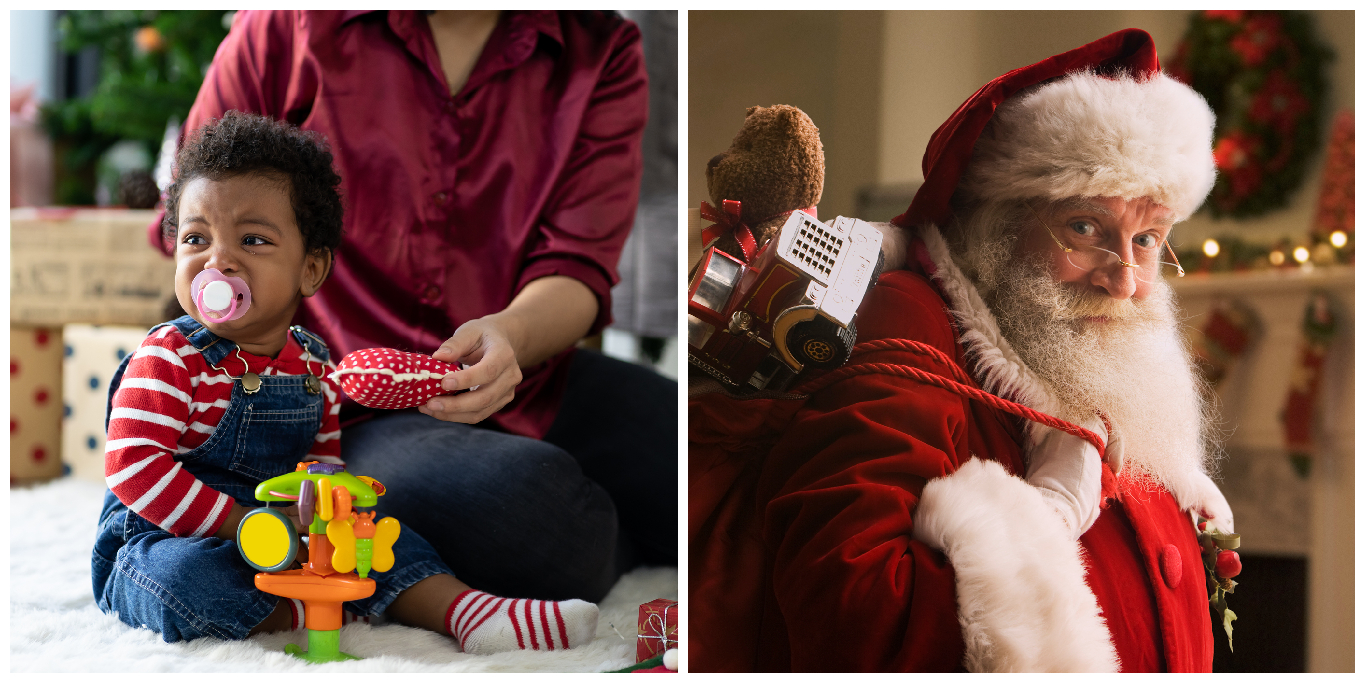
[1168,11,1333,218]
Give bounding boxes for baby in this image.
[92,112,597,654]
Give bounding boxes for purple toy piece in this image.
[307,462,345,475]
[298,479,315,522]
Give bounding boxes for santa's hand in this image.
[421,317,522,424]
[1025,416,1107,541]
[870,221,908,272]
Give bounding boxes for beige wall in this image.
[688,11,884,222]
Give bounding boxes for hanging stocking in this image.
[1190,299,1260,391]
[1282,291,1336,477]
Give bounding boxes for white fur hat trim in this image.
[960,70,1216,222]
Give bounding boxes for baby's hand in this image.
[278,504,309,534]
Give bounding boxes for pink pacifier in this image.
[191,268,253,322]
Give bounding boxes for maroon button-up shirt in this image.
[158,10,647,438]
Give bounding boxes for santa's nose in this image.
[1088,260,1138,300]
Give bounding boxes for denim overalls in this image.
[91,316,451,643]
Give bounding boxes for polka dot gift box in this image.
[61,324,151,483]
[10,325,64,482]
[330,348,461,410]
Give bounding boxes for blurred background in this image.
[9,10,678,484]
[690,10,1353,673]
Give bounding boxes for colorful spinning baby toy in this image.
[236,461,400,663]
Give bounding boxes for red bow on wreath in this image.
[700,200,819,263]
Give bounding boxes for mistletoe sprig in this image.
[1197,520,1242,651]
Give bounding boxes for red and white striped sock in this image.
[284,598,306,630]
[283,599,371,630]
[444,590,598,655]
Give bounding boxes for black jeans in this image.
[340,349,677,603]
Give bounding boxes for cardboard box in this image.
[62,323,152,484]
[11,325,65,482]
[11,208,176,327]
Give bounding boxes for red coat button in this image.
[433,191,448,205]
[423,285,442,301]
[1159,544,1182,589]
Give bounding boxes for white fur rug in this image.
[11,476,677,672]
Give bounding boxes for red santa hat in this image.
[893,28,1216,229]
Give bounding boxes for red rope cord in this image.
[849,338,976,386]
[799,342,1105,453]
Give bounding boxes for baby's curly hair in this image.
[162,111,343,258]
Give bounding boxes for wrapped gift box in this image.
[636,598,677,663]
[62,324,152,483]
[11,325,64,482]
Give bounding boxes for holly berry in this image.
[1216,550,1242,578]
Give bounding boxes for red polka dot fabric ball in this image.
[331,348,460,410]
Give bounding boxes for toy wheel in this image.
[787,316,856,370]
[237,507,298,572]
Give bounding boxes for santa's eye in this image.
[1134,234,1159,249]
[1068,220,1097,238]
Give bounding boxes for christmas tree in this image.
[40,10,232,205]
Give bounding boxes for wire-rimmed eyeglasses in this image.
[1025,202,1185,283]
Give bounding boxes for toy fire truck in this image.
[688,210,884,393]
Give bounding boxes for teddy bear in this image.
[702,104,825,261]
[701,104,906,270]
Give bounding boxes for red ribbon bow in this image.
[700,200,759,262]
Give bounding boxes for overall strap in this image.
[169,314,237,366]
[289,325,331,364]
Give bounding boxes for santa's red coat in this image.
[690,230,1225,672]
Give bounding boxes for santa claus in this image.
[689,29,1235,672]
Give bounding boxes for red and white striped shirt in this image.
[105,325,343,537]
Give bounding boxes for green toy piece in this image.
[285,630,361,664]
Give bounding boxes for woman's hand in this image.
[421,317,523,424]
[420,275,597,424]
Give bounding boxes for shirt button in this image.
[433,191,448,205]
[423,284,442,301]
[444,99,457,114]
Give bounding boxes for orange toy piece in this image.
[333,484,352,519]
[354,511,377,539]
[254,570,375,630]
[307,529,336,576]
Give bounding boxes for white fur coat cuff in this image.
[911,458,1118,672]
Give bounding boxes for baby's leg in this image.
[98,529,278,643]
[348,521,599,654]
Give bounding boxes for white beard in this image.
[964,232,1214,489]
